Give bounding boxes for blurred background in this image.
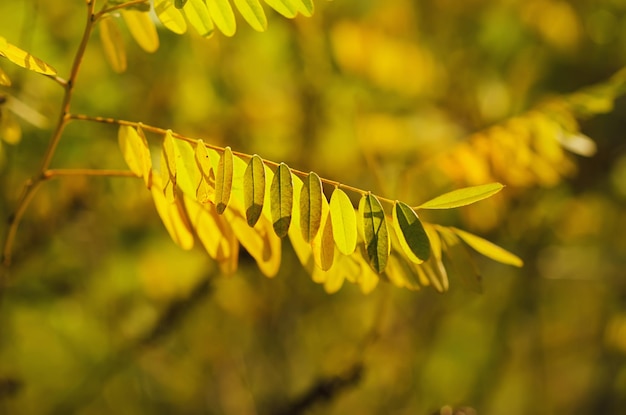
[1,0,626,414]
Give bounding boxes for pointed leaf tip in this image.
[452,227,523,267]
[418,183,504,210]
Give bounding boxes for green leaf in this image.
[99,16,127,73]
[182,0,215,37]
[263,0,297,18]
[215,146,234,214]
[359,193,389,273]
[299,172,323,242]
[206,0,237,37]
[311,198,334,271]
[392,201,430,264]
[243,154,266,227]
[451,227,523,267]
[0,36,57,76]
[270,162,293,237]
[417,183,504,210]
[329,188,357,255]
[233,0,267,32]
[121,10,159,53]
[154,0,188,34]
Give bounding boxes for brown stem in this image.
[1,1,97,270]
[43,168,138,179]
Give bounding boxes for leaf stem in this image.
[94,0,150,21]
[68,113,401,207]
[1,1,96,270]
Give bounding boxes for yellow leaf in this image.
[233,0,267,32]
[118,125,152,187]
[299,172,323,242]
[263,0,297,18]
[206,0,237,37]
[358,193,389,273]
[151,174,194,250]
[225,199,281,277]
[121,10,159,53]
[172,137,197,197]
[215,146,234,214]
[294,0,314,17]
[385,252,421,291]
[311,194,334,271]
[0,66,10,86]
[183,0,215,37]
[329,188,357,255]
[287,174,315,269]
[423,223,442,261]
[392,201,430,264]
[0,36,56,76]
[161,130,177,202]
[452,227,523,267]
[439,228,480,292]
[99,16,127,73]
[352,249,380,293]
[270,162,293,237]
[417,183,504,210]
[185,195,238,274]
[243,154,266,227]
[415,258,448,293]
[154,0,188,34]
[194,139,214,203]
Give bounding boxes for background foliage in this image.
[2,0,626,414]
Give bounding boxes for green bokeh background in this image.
[2,1,626,414]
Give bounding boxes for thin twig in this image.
[43,168,138,179]
[93,0,150,21]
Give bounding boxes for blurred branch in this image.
[49,277,213,415]
[271,362,364,415]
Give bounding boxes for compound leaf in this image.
[359,193,389,273]
[206,0,237,36]
[329,188,357,255]
[300,172,323,242]
[392,201,430,263]
[215,146,234,214]
[243,154,266,226]
[418,183,504,210]
[270,162,293,237]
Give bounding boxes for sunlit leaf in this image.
[423,223,442,261]
[359,193,389,273]
[182,0,215,37]
[0,66,10,86]
[99,16,127,73]
[385,252,421,291]
[121,10,159,53]
[118,125,152,187]
[161,130,177,202]
[451,227,523,267]
[215,146,234,214]
[225,199,281,277]
[329,188,357,255]
[294,0,314,16]
[353,247,380,293]
[270,162,293,237]
[288,173,315,269]
[185,195,238,273]
[233,0,267,32]
[392,201,430,264]
[243,154,266,226]
[151,175,194,250]
[172,137,197,197]
[416,258,448,293]
[311,193,334,271]
[206,0,237,37]
[300,172,323,242]
[417,183,504,210]
[0,36,56,76]
[154,0,188,34]
[263,0,297,18]
[175,0,188,8]
[194,139,214,203]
